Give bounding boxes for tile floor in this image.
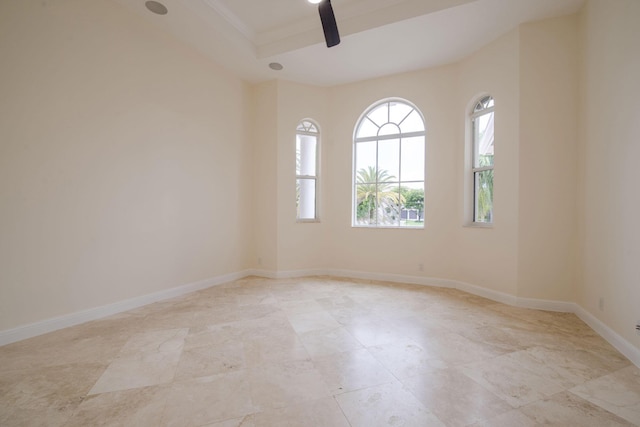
[1,276,639,426]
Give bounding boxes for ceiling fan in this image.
[315,0,340,47]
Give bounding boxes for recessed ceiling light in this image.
[145,1,168,15]
[269,62,284,71]
[308,0,322,4]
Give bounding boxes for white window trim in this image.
[352,98,426,229]
[296,119,320,223]
[464,95,494,228]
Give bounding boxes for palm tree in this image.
[356,166,403,224]
[475,155,493,222]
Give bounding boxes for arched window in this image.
[353,99,425,228]
[470,95,494,224]
[296,120,319,221]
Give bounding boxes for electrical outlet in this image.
[418,263,424,272]
[598,297,604,312]
[257,257,262,266]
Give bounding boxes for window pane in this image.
[474,96,494,112]
[389,102,413,125]
[399,109,424,134]
[355,183,377,225]
[378,123,400,137]
[296,120,317,133]
[353,99,426,228]
[367,103,389,127]
[356,118,379,139]
[297,178,316,220]
[400,182,424,227]
[474,169,493,223]
[378,185,402,227]
[355,141,377,181]
[474,111,494,168]
[378,138,400,181]
[401,137,425,182]
[296,135,317,176]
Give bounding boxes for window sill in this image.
[464,222,493,229]
[351,225,425,230]
[296,219,321,224]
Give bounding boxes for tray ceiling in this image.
[112,0,585,86]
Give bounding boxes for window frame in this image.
[296,119,320,222]
[352,98,426,229]
[469,95,495,226]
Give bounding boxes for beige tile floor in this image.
[1,276,639,426]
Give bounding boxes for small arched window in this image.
[296,120,319,221]
[353,99,426,228]
[471,95,494,224]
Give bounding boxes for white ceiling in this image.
[113,0,585,86]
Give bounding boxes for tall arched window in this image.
[470,95,494,224]
[353,99,425,228]
[296,120,319,221]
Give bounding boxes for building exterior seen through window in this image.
[353,99,426,228]
[296,120,319,221]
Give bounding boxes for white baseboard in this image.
[246,268,279,279]
[329,270,576,313]
[327,268,433,285]
[0,270,251,347]
[573,305,640,368]
[247,268,327,280]
[515,296,578,313]
[448,279,519,307]
[2,268,638,369]
[254,268,640,368]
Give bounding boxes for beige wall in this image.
[0,0,252,330]
[251,81,279,272]
[324,65,461,279]
[517,16,580,301]
[266,14,588,311]
[578,0,640,351]
[251,80,331,274]
[455,30,521,295]
[275,81,330,272]
[2,0,638,357]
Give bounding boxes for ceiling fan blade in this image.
[318,0,340,48]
